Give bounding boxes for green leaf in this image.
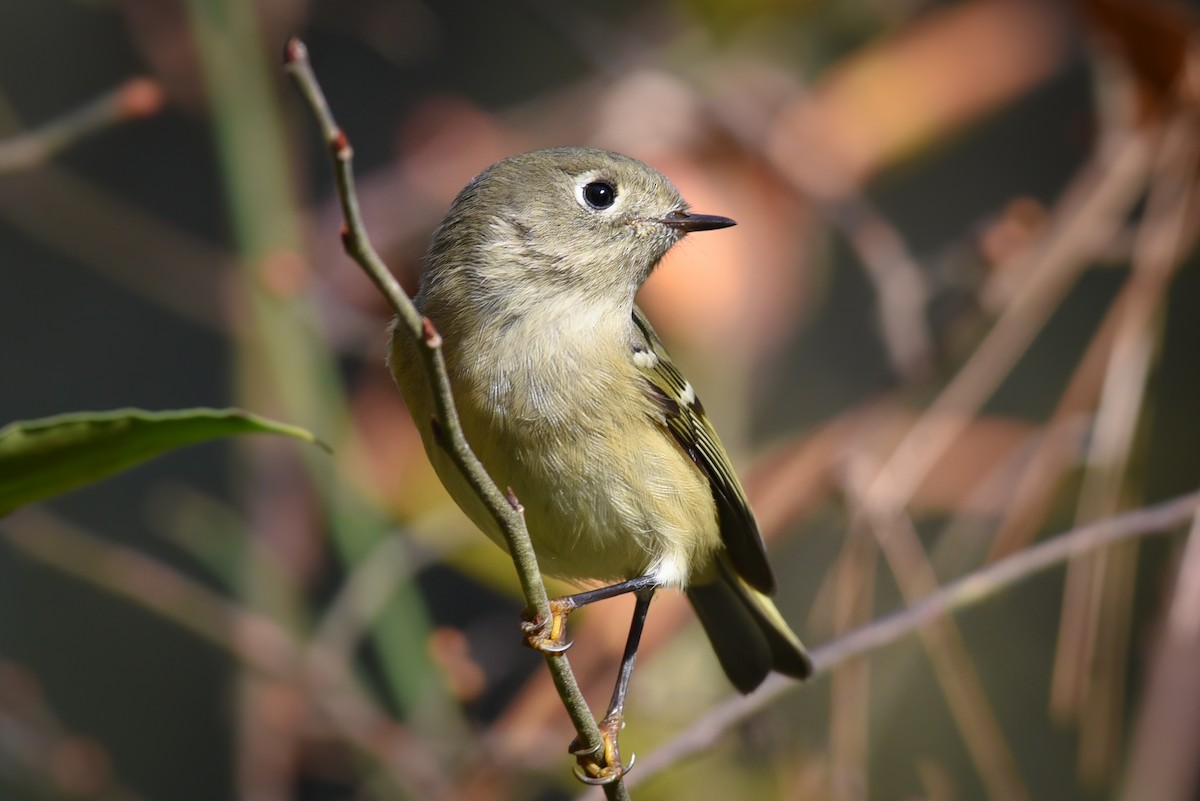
[0,408,327,517]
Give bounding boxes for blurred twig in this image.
[749,92,935,382]
[0,659,144,801]
[985,330,1116,560]
[984,118,1195,560]
[524,0,936,380]
[0,77,162,173]
[1052,104,1200,782]
[188,1,462,793]
[283,39,630,799]
[312,533,423,659]
[616,489,1200,793]
[826,506,876,801]
[0,79,231,333]
[845,457,1030,801]
[863,123,1156,529]
[0,167,232,332]
[1120,510,1200,801]
[0,507,448,800]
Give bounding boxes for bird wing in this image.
[630,306,776,594]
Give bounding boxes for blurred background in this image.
[2,0,1199,799]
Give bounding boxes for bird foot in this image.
[569,714,634,786]
[520,598,574,654]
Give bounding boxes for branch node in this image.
[505,487,524,513]
[116,77,164,120]
[331,129,352,160]
[283,36,307,66]
[422,316,443,348]
[285,39,622,796]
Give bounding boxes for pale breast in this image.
[447,322,723,586]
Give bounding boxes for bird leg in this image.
[570,586,656,785]
[520,574,659,654]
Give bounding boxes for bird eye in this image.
[582,181,617,210]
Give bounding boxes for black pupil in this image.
[583,181,616,209]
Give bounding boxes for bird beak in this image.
[658,210,737,232]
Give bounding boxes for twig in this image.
[755,107,935,382]
[1119,509,1200,801]
[0,77,162,173]
[0,658,146,801]
[524,0,936,381]
[614,489,1200,793]
[845,458,1030,801]
[984,109,1198,562]
[0,166,233,332]
[1053,105,1200,780]
[282,39,628,798]
[312,533,423,660]
[826,505,877,801]
[0,508,445,800]
[861,123,1157,531]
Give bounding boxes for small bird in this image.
[389,147,810,781]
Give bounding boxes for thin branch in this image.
[749,95,935,382]
[0,77,163,173]
[845,459,1030,801]
[0,508,445,801]
[861,123,1157,529]
[282,39,628,798]
[1054,105,1200,780]
[0,166,234,332]
[0,658,146,801]
[614,489,1200,793]
[522,0,936,380]
[826,506,877,801]
[312,533,422,660]
[1119,509,1200,801]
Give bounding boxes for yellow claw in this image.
[520,599,575,654]
[569,716,634,785]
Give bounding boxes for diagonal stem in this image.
[283,38,630,800]
[613,489,1200,795]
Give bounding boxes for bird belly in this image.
[391,321,723,588]
[484,414,723,588]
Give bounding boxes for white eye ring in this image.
[574,173,623,213]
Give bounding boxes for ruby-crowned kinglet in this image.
[389,147,811,699]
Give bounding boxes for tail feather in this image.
[687,562,812,694]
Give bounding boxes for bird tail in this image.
[687,560,812,694]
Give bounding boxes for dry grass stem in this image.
[1050,105,1200,781]
[845,459,1030,801]
[711,80,935,382]
[0,77,162,173]
[284,39,630,798]
[0,508,448,800]
[863,125,1156,527]
[827,511,877,801]
[617,490,1200,794]
[1119,511,1200,801]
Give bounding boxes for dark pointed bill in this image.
[658,210,737,232]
